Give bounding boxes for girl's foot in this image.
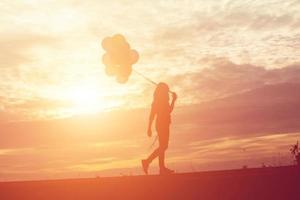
[141,160,149,175]
[160,167,174,175]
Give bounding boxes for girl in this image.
[142,82,177,175]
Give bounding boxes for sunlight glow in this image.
[65,84,104,114]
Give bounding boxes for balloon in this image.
[130,49,139,64]
[117,76,128,84]
[110,34,129,52]
[113,34,126,43]
[101,34,139,84]
[101,37,112,51]
[118,65,132,78]
[102,53,112,67]
[111,50,130,65]
[105,66,116,76]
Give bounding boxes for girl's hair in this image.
[153,82,169,105]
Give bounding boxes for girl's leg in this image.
[146,148,160,163]
[142,148,159,174]
[145,123,169,164]
[158,149,165,169]
[158,127,168,170]
[157,125,174,174]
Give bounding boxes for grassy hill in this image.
[0,166,299,200]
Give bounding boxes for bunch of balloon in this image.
[101,34,139,84]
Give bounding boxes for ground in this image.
[0,166,299,200]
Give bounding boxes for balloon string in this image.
[133,68,158,86]
[149,135,158,150]
[133,68,174,94]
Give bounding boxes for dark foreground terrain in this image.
[0,166,299,200]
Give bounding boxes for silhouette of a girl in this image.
[142,82,177,175]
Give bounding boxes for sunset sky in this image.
[1,0,300,181]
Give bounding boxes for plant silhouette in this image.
[290,141,300,166]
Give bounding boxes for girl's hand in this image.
[172,92,177,101]
[147,128,152,137]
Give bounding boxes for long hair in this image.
[153,82,170,108]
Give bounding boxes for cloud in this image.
[173,82,300,139]
[0,108,148,148]
[1,104,299,180]
[154,0,300,37]
[149,0,300,67]
[0,32,61,120]
[168,57,300,103]
[1,0,300,122]
[170,132,300,172]
[1,82,300,180]
[0,33,57,69]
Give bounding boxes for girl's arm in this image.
[147,105,156,137]
[170,92,177,113]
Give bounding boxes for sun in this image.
[65,84,104,114]
[44,81,119,118]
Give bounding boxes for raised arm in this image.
[170,92,177,113]
[147,104,156,137]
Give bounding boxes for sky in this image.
[1,0,300,181]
